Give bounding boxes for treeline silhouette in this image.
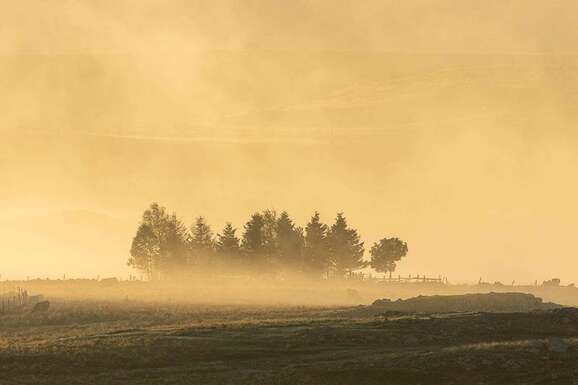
[129,203,408,280]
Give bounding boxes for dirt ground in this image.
[2,299,578,385]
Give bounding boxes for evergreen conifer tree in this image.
[303,211,330,278]
[327,212,366,278]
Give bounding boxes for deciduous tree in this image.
[129,202,188,280]
[369,237,408,274]
[128,223,158,280]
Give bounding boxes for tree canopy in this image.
[129,203,188,280]
[369,237,408,274]
[128,203,408,280]
[327,213,367,277]
[303,211,330,277]
[216,223,240,255]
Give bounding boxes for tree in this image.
[241,212,266,269]
[216,223,240,255]
[142,202,169,240]
[189,216,215,268]
[190,217,214,248]
[275,211,305,271]
[216,222,241,270]
[162,213,189,275]
[128,223,159,280]
[369,237,408,274]
[261,209,278,257]
[139,202,170,278]
[303,211,329,278]
[327,213,366,277]
[129,202,188,280]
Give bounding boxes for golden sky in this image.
[2,1,578,282]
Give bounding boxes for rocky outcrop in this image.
[372,292,561,314]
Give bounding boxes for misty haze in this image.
[2,1,578,384]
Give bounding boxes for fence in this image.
[347,272,448,284]
[0,287,35,314]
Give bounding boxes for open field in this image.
[2,289,578,385]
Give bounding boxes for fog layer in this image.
[2,1,578,282]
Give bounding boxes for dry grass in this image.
[2,298,578,385]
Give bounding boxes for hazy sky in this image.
[2,1,578,283]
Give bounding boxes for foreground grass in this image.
[1,301,578,385]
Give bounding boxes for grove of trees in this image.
[128,203,408,280]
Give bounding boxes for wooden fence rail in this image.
[347,272,449,284]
